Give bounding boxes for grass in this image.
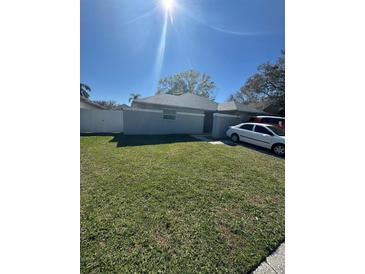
[80,134,285,273]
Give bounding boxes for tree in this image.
[93,100,124,110]
[229,51,285,106]
[129,93,141,103]
[156,70,216,100]
[80,83,91,99]
[226,94,237,102]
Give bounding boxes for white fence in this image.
[80,109,123,133]
[211,113,241,139]
[123,108,204,135]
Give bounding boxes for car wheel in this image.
[272,144,285,156]
[231,133,239,143]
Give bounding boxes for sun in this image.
[161,0,174,13]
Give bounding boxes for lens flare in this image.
[153,11,169,90]
[161,0,174,13]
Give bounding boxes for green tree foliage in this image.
[229,51,285,106]
[93,100,125,110]
[80,83,91,99]
[157,70,216,100]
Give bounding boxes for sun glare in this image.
[161,0,174,13]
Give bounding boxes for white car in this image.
[226,123,285,156]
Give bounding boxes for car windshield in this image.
[268,126,285,136]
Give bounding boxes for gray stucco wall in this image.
[211,113,241,139]
[80,109,123,133]
[123,108,204,135]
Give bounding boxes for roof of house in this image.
[247,100,284,115]
[132,93,272,114]
[80,96,106,109]
[133,93,218,111]
[218,101,266,114]
[263,103,284,115]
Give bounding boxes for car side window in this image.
[240,124,254,131]
[254,125,273,135]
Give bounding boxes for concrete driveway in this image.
[252,243,285,274]
[209,138,284,158]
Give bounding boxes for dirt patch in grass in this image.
[98,240,106,248]
[218,223,241,250]
[153,230,170,248]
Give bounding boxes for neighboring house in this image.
[132,93,265,133]
[248,100,285,116]
[217,101,267,120]
[263,102,285,116]
[80,97,105,110]
[132,93,218,133]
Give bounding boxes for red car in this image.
[248,116,285,130]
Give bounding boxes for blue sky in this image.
[81,0,284,104]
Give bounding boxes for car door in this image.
[252,125,274,149]
[236,124,255,145]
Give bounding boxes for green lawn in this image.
[80,134,285,273]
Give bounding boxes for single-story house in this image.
[132,93,265,133]
[263,102,284,116]
[248,100,285,116]
[132,93,218,133]
[80,96,105,110]
[217,101,267,120]
[80,93,271,136]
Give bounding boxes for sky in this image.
[81,0,284,104]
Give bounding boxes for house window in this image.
[163,109,176,120]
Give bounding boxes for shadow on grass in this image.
[80,133,202,147]
[221,138,285,159]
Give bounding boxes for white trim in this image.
[125,108,162,113]
[255,115,285,119]
[213,113,240,118]
[177,112,205,117]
